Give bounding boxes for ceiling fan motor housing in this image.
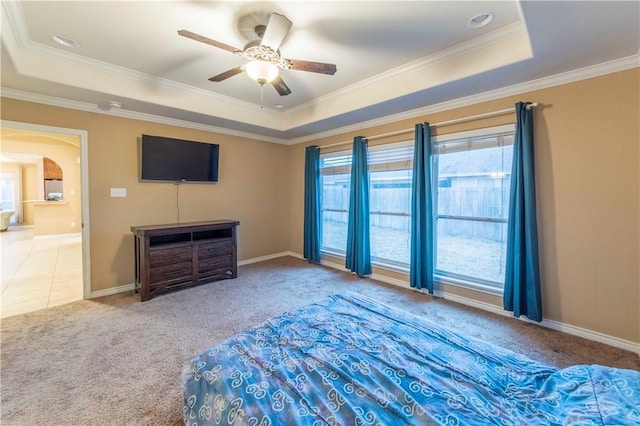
[178,11,336,98]
[254,24,266,39]
[239,42,289,69]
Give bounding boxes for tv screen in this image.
[140,135,219,183]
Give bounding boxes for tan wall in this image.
[288,68,640,344]
[21,164,38,224]
[2,68,637,344]
[0,99,291,292]
[2,137,81,235]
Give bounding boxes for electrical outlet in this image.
[110,188,126,197]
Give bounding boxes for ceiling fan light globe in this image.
[246,60,279,84]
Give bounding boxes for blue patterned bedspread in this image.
[182,293,640,425]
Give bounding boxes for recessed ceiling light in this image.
[108,101,122,109]
[467,12,494,29]
[274,104,285,109]
[51,34,80,48]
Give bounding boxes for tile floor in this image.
[1,226,83,318]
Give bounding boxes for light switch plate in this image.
[110,188,126,197]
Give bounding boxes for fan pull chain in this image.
[260,84,264,109]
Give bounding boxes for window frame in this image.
[317,124,516,297]
[319,150,352,256]
[432,124,516,295]
[319,142,415,264]
[367,141,414,267]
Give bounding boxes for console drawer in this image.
[198,240,232,259]
[198,254,233,274]
[150,261,193,283]
[150,246,192,267]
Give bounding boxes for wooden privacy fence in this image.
[322,184,509,242]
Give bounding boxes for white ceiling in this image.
[1,1,639,143]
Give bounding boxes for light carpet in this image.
[2,256,639,425]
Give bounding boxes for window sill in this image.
[320,250,503,297]
[320,248,345,259]
[435,274,504,297]
[371,259,409,274]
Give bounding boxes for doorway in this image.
[0,121,90,318]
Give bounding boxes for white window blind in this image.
[433,124,516,154]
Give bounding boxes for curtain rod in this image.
[319,102,538,149]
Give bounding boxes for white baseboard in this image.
[439,291,640,355]
[238,251,296,266]
[313,253,640,355]
[87,251,639,355]
[283,251,305,260]
[89,283,135,299]
[87,252,297,299]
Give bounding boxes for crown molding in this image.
[285,21,527,117]
[3,1,638,145]
[4,0,531,130]
[288,53,640,145]
[0,87,290,145]
[23,42,266,113]
[1,0,270,114]
[1,1,30,49]
[2,54,637,146]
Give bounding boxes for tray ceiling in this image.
[1,1,638,142]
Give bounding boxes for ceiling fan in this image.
[178,12,337,97]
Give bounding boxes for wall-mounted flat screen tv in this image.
[140,134,219,183]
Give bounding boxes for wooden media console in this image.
[131,220,239,301]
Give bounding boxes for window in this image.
[1,172,16,214]
[320,151,351,254]
[433,124,515,291]
[368,143,413,266]
[319,124,514,295]
[320,143,413,266]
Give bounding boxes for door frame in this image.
[1,119,91,299]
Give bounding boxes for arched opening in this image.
[43,157,63,201]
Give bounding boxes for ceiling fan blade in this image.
[287,59,337,75]
[260,13,292,51]
[178,30,240,54]
[209,67,245,82]
[271,75,291,96]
